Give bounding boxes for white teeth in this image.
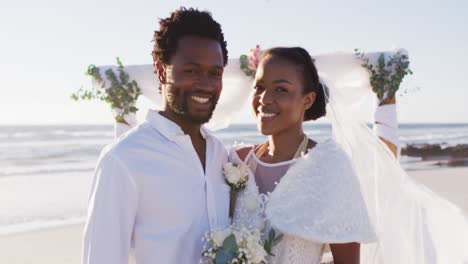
[259,112,278,118]
[191,96,210,104]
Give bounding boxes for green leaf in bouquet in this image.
[264,240,273,256]
[215,234,238,264]
[273,233,284,246]
[215,248,236,264]
[268,228,276,241]
[222,234,238,253]
[264,229,283,256]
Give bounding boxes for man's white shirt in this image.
[83,110,230,264]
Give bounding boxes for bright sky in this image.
[1,0,467,125]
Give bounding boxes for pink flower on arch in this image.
[248,45,261,72]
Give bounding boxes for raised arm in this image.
[374,97,399,158]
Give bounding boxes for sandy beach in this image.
[0,224,83,264]
[1,167,467,264]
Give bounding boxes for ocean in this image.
[1,123,468,235]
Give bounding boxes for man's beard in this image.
[166,86,219,125]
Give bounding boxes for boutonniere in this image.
[223,162,248,192]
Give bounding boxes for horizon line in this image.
[1,122,468,127]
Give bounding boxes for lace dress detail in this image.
[230,140,376,264]
[270,235,324,264]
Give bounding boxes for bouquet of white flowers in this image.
[201,226,282,264]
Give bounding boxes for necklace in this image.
[255,134,309,160]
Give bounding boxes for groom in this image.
[83,7,231,264]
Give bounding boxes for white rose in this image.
[238,164,248,182]
[246,240,267,264]
[211,229,231,247]
[223,162,234,171]
[225,167,242,184]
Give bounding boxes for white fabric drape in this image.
[91,59,252,134]
[316,50,468,264]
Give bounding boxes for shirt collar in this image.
[145,110,212,141]
[200,125,211,139]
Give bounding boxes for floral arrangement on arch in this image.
[354,49,413,103]
[70,57,141,123]
[240,45,262,78]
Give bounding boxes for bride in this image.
[230,47,374,263]
[229,47,468,264]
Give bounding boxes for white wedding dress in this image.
[230,140,377,264]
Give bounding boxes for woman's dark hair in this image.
[261,47,326,121]
[151,7,228,66]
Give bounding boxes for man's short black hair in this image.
[152,7,228,66]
